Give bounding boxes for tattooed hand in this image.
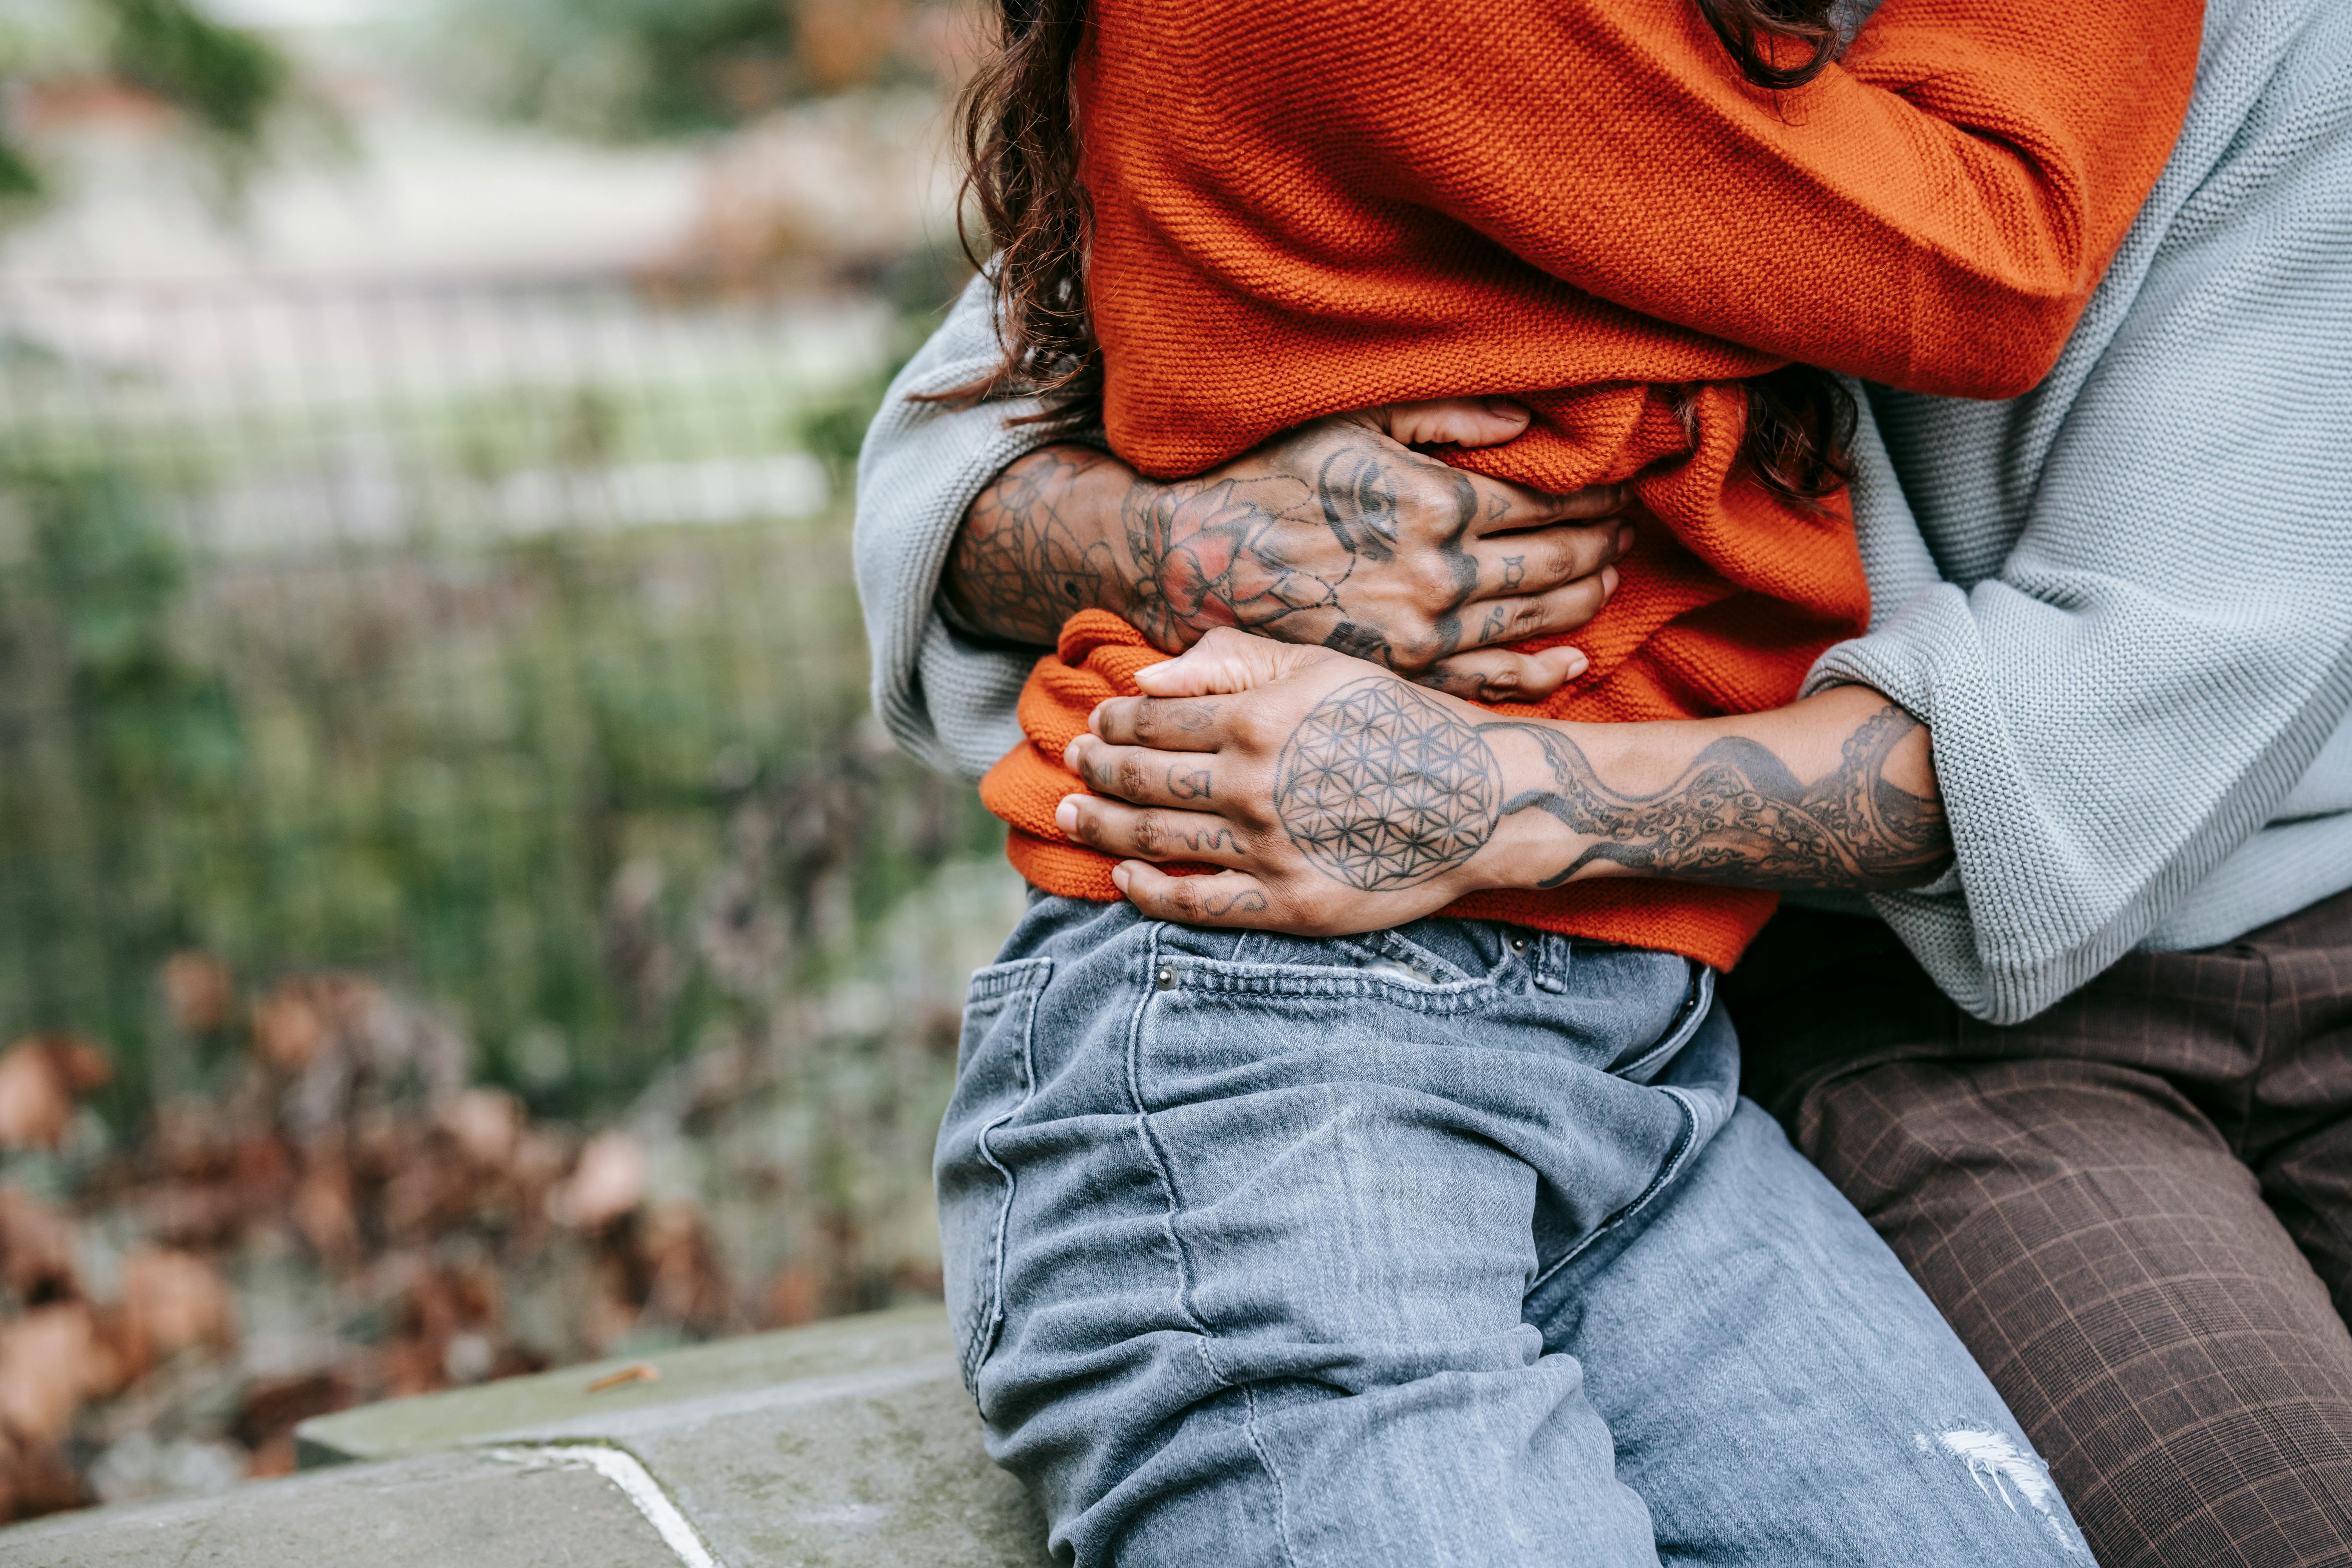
[1054,628,1953,934]
[1058,635,1506,933]
[940,400,1635,703]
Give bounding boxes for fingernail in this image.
[1056,796,1081,834]
[1566,649,1590,676]
[1616,525,1635,555]
[1601,564,1620,595]
[1111,864,1131,894]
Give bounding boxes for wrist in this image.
[1107,470,1200,655]
[942,443,1142,646]
[1449,715,1656,893]
[1057,448,1145,615]
[1461,719,1625,893]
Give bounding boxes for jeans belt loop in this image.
[1534,931,1574,993]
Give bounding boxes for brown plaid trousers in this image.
[1729,888,2352,1568]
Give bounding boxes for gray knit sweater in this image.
[852,0,2352,1023]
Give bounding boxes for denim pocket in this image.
[936,956,1053,1397]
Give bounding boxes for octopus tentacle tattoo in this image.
[1489,708,1953,889]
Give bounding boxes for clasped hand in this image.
[1057,628,1559,934]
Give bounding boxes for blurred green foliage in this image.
[106,0,288,142]
[0,0,294,211]
[428,0,948,143]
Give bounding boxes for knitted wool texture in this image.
[979,0,2199,970]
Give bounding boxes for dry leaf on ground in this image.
[554,1130,646,1230]
[0,1037,111,1151]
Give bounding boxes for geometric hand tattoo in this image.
[1273,678,1502,889]
[1271,677,1951,893]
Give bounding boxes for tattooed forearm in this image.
[940,446,1124,645]
[1265,678,1950,896]
[943,415,1626,669]
[1488,705,1951,891]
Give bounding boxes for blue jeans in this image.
[939,897,2087,1566]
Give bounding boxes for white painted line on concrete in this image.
[487,1443,722,1568]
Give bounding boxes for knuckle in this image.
[1115,755,1150,799]
[1552,535,1599,581]
[1131,811,1167,857]
[1411,555,1457,603]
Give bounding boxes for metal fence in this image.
[0,276,1005,1116]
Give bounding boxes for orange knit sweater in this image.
[980,0,2200,970]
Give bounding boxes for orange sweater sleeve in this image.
[1086,0,2200,400]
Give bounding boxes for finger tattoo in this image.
[1169,702,1221,733]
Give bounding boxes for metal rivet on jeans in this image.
[1510,935,1528,953]
[1155,965,1176,991]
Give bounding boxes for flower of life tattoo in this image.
[1272,678,1503,890]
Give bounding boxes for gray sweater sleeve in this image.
[1806,0,2352,1023]
[852,275,1067,780]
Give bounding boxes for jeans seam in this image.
[1613,965,1715,1085]
[1528,1085,1702,1295]
[961,958,1052,1398]
[1159,960,1503,1012]
[1125,924,1303,1568]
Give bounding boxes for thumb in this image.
[1376,397,1531,450]
[1134,627,1327,697]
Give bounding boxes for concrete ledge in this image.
[0,1449,688,1568]
[3,1306,1050,1567]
